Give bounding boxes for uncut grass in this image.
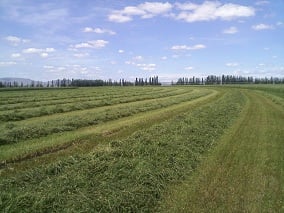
[0,88,189,122]
[0,90,246,212]
[0,89,209,145]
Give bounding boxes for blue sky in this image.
[0,0,283,81]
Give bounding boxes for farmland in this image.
[0,85,283,212]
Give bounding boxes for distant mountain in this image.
[0,77,34,86]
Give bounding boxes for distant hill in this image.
[0,77,33,86]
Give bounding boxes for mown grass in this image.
[0,89,209,144]
[0,89,246,212]
[0,89,219,166]
[0,88,184,121]
[158,87,284,212]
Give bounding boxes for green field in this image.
[0,85,283,212]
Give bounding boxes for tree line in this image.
[0,76,160,88]
[175,75,284,85]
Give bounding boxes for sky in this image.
[0,0,283,82]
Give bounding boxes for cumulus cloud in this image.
[252,23,274,30]
[5,36,29,46]
[83,27,116,35]
[175,1,255,22]
[108,1,254,23]
[223,26,238,34]
[108,2,172,22]
[73,40,109,49]
[171,44,206,50]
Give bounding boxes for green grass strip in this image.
[158,89,284,212]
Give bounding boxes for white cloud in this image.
[223,26,238,34]
[175,2,198,10]
[176,1,255,22]
[161,56,167,60]
[23,48,42,54]
[22,47,55,58]
[139,2,172,17]
[108,2,172,22]
[11,53,21,58]
[5,36,29,46]
[43,65,54,69]
[226,62,239,67]
[171,44,206,50]
[118,49,124,53]
[0,61,16,66]
[185,66,194,70]
[136,63,156,71]
[133,55,143,61]
[45,48,55,52]
[22,47,55,54]
[255,1,270,6]
[40,53,49,58]
[122,6,146,16]
[83,27,116,35]
[252,24,274,30]
[44,64,88,75]
[108,12,133,23]
[73,40,108,49]
[125,60,135,65]
[73,53,89,58]
[276,21,283,26]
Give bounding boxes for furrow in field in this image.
[0,88,219,167]
[0,89,210,144]
[0,88,189,122]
